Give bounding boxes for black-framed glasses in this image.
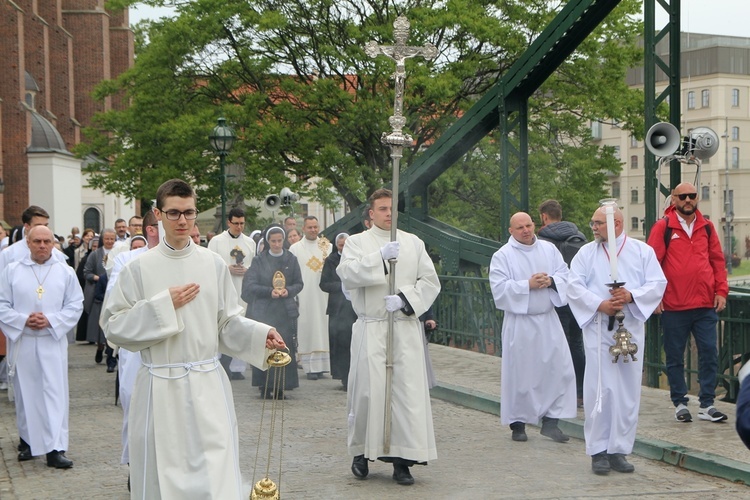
[162,209,199,221]
[676,193,698,201]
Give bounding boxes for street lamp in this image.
[209,117,236,231]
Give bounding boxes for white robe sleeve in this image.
[44,270,84,341]
[567,246,605,328]
[396,237,441,318]
[623,244,667,322]
[489,250,531,314]
[101,263,183,351]
[0,264,30,341]
[337,235,388,290]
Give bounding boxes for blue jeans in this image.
[662,308,719,408]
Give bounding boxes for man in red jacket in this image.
[648,182,729,423]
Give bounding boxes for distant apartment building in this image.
[593,32,750,259]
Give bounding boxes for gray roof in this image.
[27,110,71,154]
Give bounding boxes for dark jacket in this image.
[319,251,353,317]
[537,221,586,243]
[647,206,728,311]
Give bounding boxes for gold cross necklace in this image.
[30,263,53,299]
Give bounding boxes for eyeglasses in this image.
[675,193,698,201]
[228,220,245,226]
[162,209,199,221]
[589,220,606,228]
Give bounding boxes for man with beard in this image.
[647,182,729,424]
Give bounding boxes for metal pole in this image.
[725,117,732,274]
[220,153,227,232]
[365,16,437,455]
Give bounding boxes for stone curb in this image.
[431,381,750,486]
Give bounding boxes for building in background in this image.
[0,0,135,235]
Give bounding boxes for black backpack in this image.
[555,234,587,267]
[660,216,711,249]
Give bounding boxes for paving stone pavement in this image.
[0,342,748,499]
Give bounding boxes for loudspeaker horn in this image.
[645,122,681,157]
[264,195,281,210]
[685,127,720,160]
[279,187,298,206]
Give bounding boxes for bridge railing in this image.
[433,275,750,402]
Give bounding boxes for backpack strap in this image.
[663,216,712,251]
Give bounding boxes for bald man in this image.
[489,212,576,444]
[648,183,729,424]
[568,205,666,475]
[0,226,83,468]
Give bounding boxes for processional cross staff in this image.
[364,15,437,454]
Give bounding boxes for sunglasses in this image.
[675,193,697,201]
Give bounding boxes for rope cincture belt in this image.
[142,355,221,379]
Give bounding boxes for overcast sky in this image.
[129,0,750,37]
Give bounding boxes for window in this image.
[613,146,621,161]
[630,135,638,148]
[630,155,638,169]
[732,147,740,168]
[732,126,740,141]
[701,89,710,107]
[591,121,602,140]
[732,88,740,107]
[612,181,621,199]
[631,217,639,230]
[631,189,639,204]
[702,185,710,200]
[83,207,102,234]
[687,91,695,109]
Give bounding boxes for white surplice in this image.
[207,230,256,312]
[101,241,273,500]
[489,236,576,425]
[104,245,149,465]
[337,225,440,462]
[0,256,83,456]
[289,237,332,373]
[567,234,666,456]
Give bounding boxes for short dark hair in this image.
[539,199,563,221]
[368,188,392,206]
[115,218,126,226]
[156,179,196,210]
[284,216,296,224]
[142,209,157,227]
[303,216,318,223]
[361,206,371,222]
[128,215,143,225]
[228,207,245,220]
[21,205,49,224]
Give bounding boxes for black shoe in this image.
[230,372,246,380]
[510,422,527,442]
[46,450,73,469]
[107,365,116,373]
[591,452,610,475]
[18,446,33,462]
[392,463,414,485]
[95,349,103,364]
[540,418,570,443]
[17,438,29,452]
[351,455,368,479]
[306,373,319,380]
[608,453,635,473]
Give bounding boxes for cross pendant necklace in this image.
[31,264,53,300]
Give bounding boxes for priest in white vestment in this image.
[0,226,83,468]
[289,216,332,378]
[489,212,576,443]
[567,205,666,475]
[337,189,440,486]
[208,207,256,379]
[101,180,286,500]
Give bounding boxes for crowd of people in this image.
[1,180,749,498]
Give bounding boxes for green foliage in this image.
[82,0,644,231]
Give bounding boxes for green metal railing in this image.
[433,276,750,403]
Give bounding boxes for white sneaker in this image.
[698,405,728,422]
[675,403,692,422]
[0,382,8,391]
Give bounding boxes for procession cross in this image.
[364,15,437,455]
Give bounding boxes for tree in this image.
[79,0,644,221]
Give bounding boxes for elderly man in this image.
[290,216,332,379]
[568,205,666,475]
[647,182,729,423]
[0,226,83,468]
[114,219,129,244]
[102,179,285,499]
[489,212,576,443]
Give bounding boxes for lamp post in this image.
[209,117,236,231]
[723,118,732,275]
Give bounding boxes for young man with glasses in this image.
[102,179,285,498]
[647,182,729,424]
[208,207,257,379]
